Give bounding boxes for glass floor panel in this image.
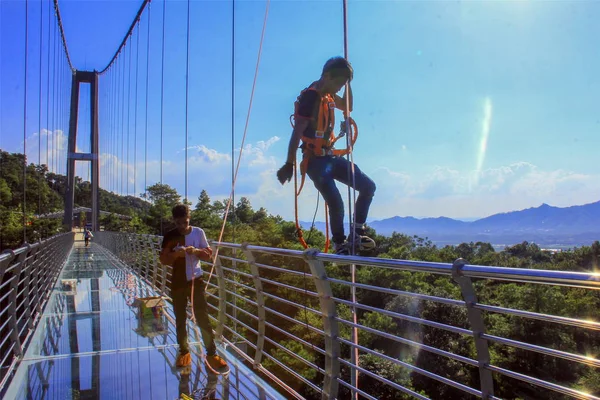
[2,242,287,400]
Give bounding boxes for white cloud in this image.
[39,129,596,223]
[23,129,72,175]
[369,162,600,219]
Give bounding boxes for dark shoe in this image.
[334,241,350,255]
[347,232,377,253]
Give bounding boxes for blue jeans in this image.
[306,155,376,244]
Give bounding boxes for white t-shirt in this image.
[173,227,209,281]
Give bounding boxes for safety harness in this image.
[289,86,358,252]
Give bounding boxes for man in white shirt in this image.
[159,204,228,373]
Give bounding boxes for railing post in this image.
[9,248,28,358]
[210,244,227,340]
[0,250,16,296]
[154,236,163,294]
[20,244,36,331]
[303,248,340,400]
[241,243,266,368]
[143,235,152,290]
[30,243,44,319]
[452,258,494,398]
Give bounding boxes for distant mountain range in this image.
[300,201,600,248]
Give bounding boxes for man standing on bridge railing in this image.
[159,204,228,373]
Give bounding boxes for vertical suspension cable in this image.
[46,0,50,182]
[62,49,66,177]
[127,37,132,197]
[160,0,166,186]
[112,69,116,192]
[135,25,140,198]
[106,72,110,190]
[115,57,119,193]
[113,60,118,193]
[159,0,166,233]
[231,0,235,241]
[184,0,190,203]
[52,19,57,175]
[231,0,238,336]
[117,57,121,194]
[58,42,63,177]
[50,13,56,174]
[23,0,29,243]
[121,52,125,195]
[342,0,360,395]
[144,6,151,201]
[109,66,113,191]
[114,58,118,193]
[38,0,44,215]
[54,18,58,175]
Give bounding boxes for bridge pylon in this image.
[63,71,100,232]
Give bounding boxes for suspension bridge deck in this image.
[2,241,286,400]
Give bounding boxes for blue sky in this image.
[2,0,600,223]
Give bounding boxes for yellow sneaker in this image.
[176,352,192,368]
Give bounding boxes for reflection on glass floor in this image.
[3,242,287,400]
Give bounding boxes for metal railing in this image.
[0,232,74,389]
[93,232,600,399]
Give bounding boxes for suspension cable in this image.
[231,0,236,239]
[111,62,116,192]
[160,0,166,189]
[52,0,75,73]
[135,24,140,198]
[159,0,166,233]
[184,0,190,203]
[46,0,50,185]
[144,6,151,201]
[59,45,64,177]
[23,0,29,243]
[51,17,56,174]
[342,0,360,395]
[203,0,271,291]
[54,19,58,175]
[108,68,113,190]
[52,13,58,175]
[38,0,43,215]
[99,0,150,75]
[127,37,132,196]
[114,59,119,193]
[115,57,120,193]
[114,57,117,193]
[121,50,126,195]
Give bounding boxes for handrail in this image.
[93,232,600,400]
[209,241,600,289]
[0,232,74,389]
